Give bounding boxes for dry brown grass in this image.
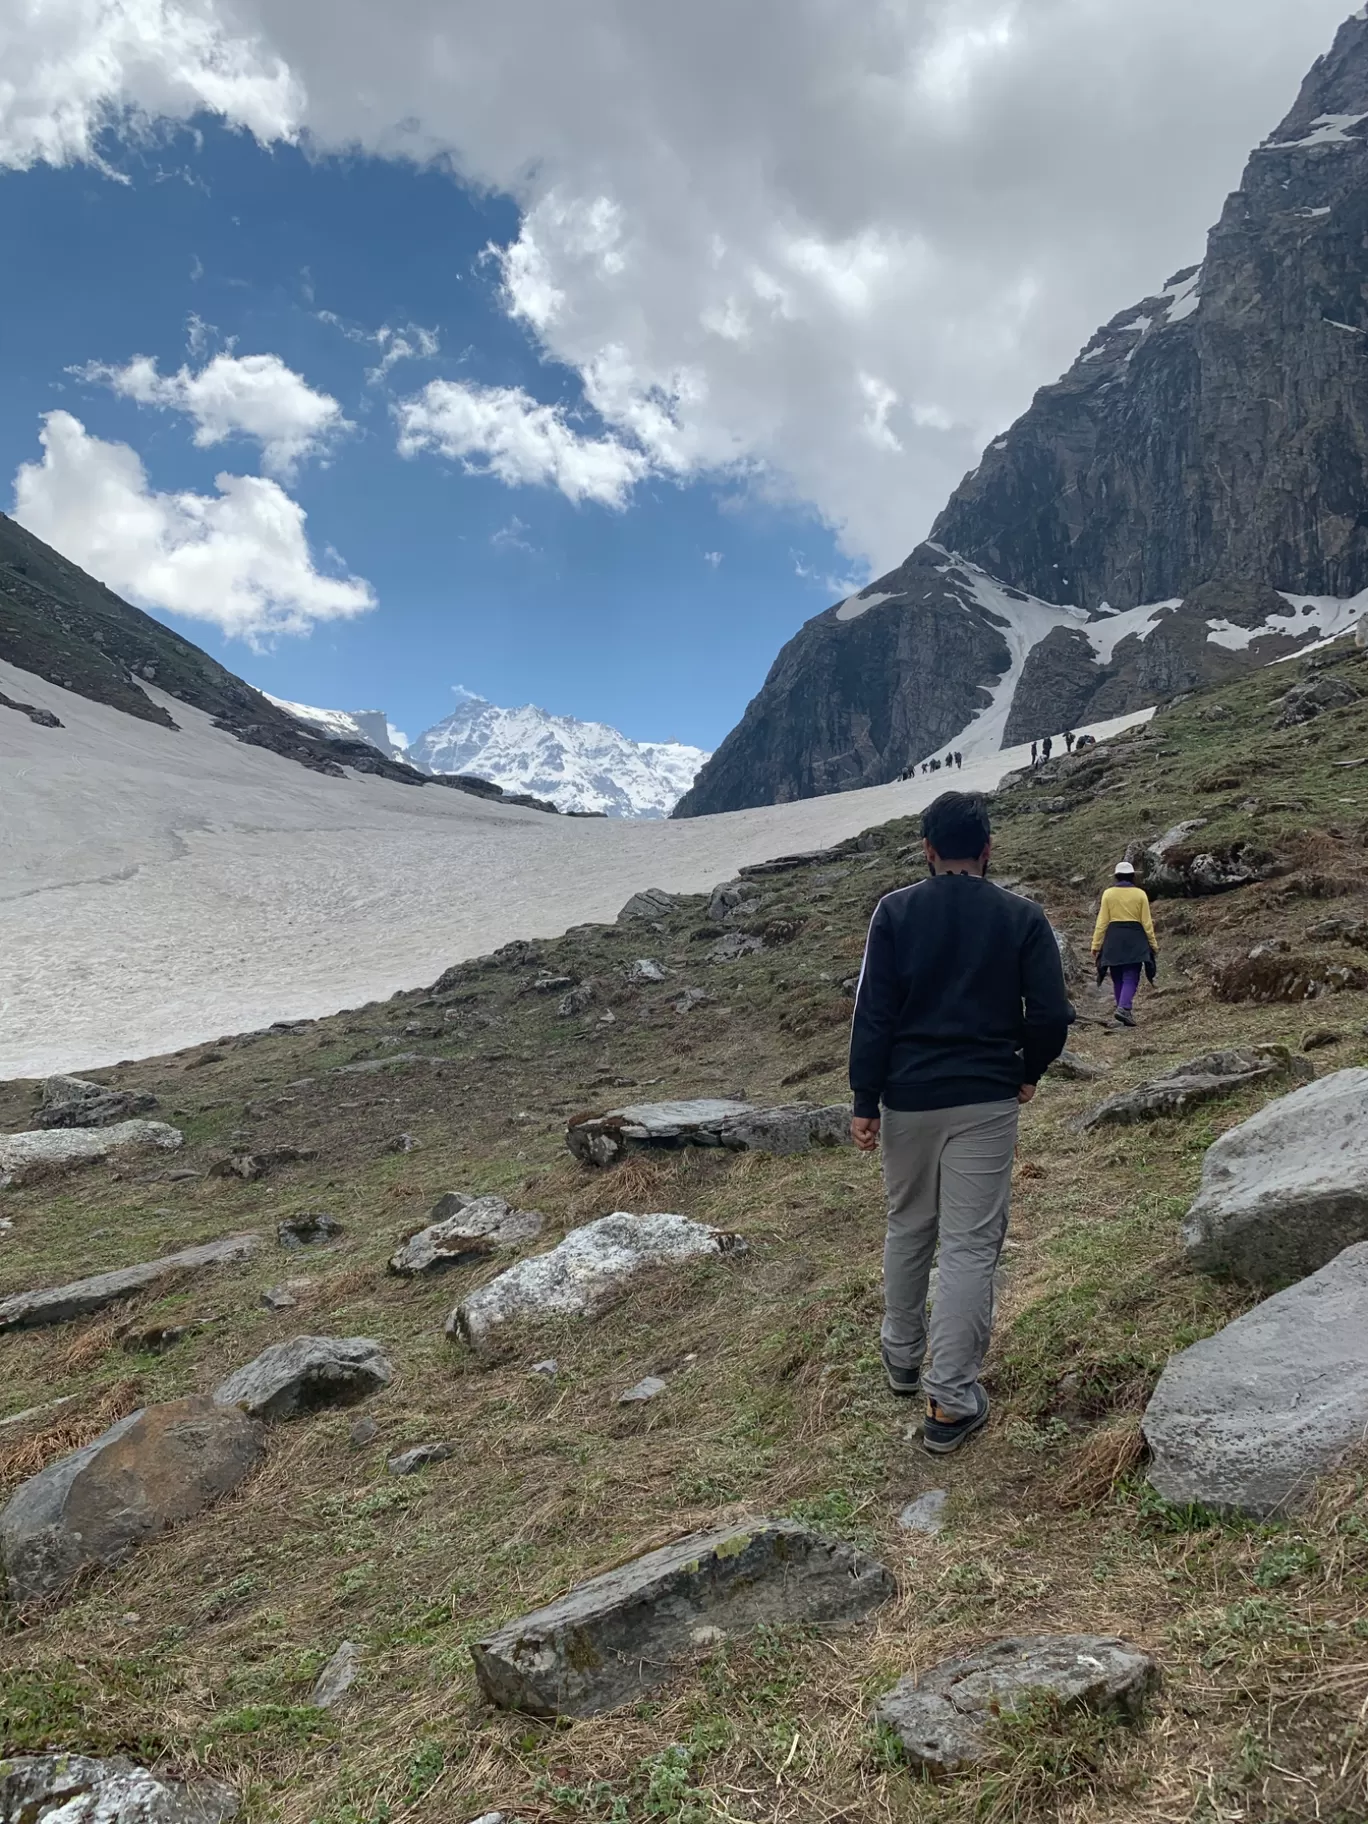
[0,1376,142,1486]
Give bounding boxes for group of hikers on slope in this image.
[848,788,1157,1457]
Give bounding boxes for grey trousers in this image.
[880,1099,1019,1418]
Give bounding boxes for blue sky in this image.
[0,122,855,750]
[0,0,1350,754]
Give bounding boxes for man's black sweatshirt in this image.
[849,873,1072,1117]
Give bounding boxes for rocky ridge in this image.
[676,12,1368,815]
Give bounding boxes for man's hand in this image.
[1018,1083,1037,1105]
[851,1115,881,1152]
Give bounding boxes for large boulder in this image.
[0,1235,261,1333]
[875,1636,1159,1774]
[1075,1046,1309,1133]
[448,1212,743,1353]
[1143,1242,1368,1516]
[566,1098,850,1167]
[34,1076,158,1129]
[389,1193,543,1275]
[0,1120,183,1189]
[213,1336,392,1420]
[0,1755,238,1823]
[1181,1069,1368,1283]
[1276,672,1359,727]
[617,888,675,923]
[1142,820,1280,897]
[0,1397,264,1604]
[567,1099,755,1166]
[471,1518,893,1716]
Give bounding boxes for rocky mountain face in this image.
[676,11,1368,817]
[0,512,425,786]
[407,690,709,818]
[263,696,404,759]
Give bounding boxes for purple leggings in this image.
[1110,965,1142,1011]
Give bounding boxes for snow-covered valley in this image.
[0,656,1145,1077]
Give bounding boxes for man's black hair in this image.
[921,790,991,860]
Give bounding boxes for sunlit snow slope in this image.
[0,657,1145,1076]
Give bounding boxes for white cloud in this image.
[0,0,1355,565]
[13,411,375,644]
[366,322,440,384]
[387,722,410,750]
[395,379,647,507]
[75,351,351,477]
[703,549,722,568]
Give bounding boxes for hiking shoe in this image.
[882,1348,923,1397]
[922,1387,990,1454]
[1115,1007,1136,1027]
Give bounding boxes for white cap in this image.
[1114,860,1135,876]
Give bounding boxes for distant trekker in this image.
[1091,860,1158,1028]
[1030,741,1039,767]
[849,792,1071,1454]
[1042,734,1053,761]
[954,751,963,770]
[1064,730,1076,753]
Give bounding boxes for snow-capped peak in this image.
[407,691,709,818]
[264,694,402,758]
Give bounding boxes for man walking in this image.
[849,792,1071,1453]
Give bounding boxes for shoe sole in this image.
[921,1397,991,1455]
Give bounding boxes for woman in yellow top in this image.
[1091,860,1158,1027]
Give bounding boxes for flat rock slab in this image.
[472,1518,893,1716]
[1050,1051,1109,1082]
[0,1234,261,1333]
[214,1335,393,1421]
[310,1641,361,1709]
[0,1754,238,1824]
[898,1490,948,1535]
[875,1635,1159,1773]
[1075,1046,1307,1133]
[0,1120,183,1189]
[387,1442,455,1475]
[34,1075,158,1129]
[566,1098,849,1166]
[0,1397,264,1605]
[449,1212,743,1353]
[1143,1241,1368,1517]
[1182,1068,1368,1283]
[389,1193,544,1275]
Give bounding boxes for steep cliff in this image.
[677,11,1368,817]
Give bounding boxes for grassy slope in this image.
[2,642,1368,1823]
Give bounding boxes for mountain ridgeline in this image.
[674,10,1368,817]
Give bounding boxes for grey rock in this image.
[387,1442,455,1475]
[706,880,750,922]
[1144,1241,1368,1516]
[34,1075,158,1129]
[875,1635,1159,1773]
[1277,673,1360,727]
[0,1234,260,1333]
[556,983,596,1018]
[625,958,667,983]
[566,1098,756,1167]
[1181,1068,1368,1283]
[0,1120,183,1189]
[0,1397,264,1604]
[310,1640,361,1709]
[213,1336,393,1421]
[566,1097,849,1166]
[617,888,675,923]
[1143,821,1279,898]
[718,1103,850,1156]
[708,931,765,963]
[672,987,710,1014]
[618,1375,668,1405]
[449,1212,744,1353]
[389,1193,544,1275]
[0,1754,238,1823]
[1050,1050,1109,1082]
[897,1490,949,1535]
[471,1517,893,1716]
[348,1416,378,1448]
[332,1053,424,1076]
[529,1359,558,1378]
[529,975,576,994]
[277,1212,343,1250]
[1075,1046,1307,1132]
[261,1284,298,1311]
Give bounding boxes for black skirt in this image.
[1097,919,1154,969]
